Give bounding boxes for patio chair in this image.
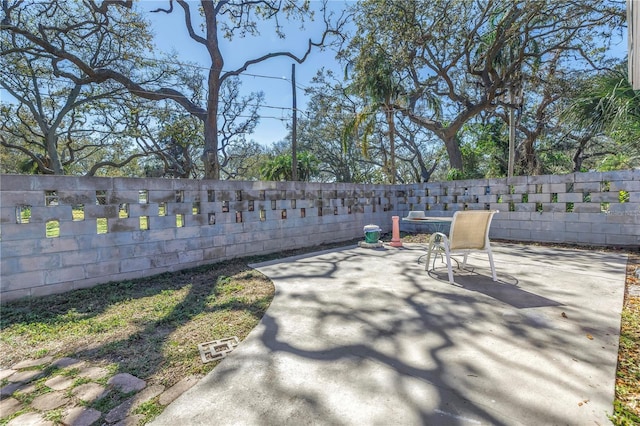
[425,210,498,284]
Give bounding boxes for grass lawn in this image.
[1,238,638,425]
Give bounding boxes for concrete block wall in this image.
[0,175,397,302]
[399,170,640,247]
[1,170,638,302]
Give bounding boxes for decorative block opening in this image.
[259,190,265,200]
[236,211,243,223]
[222,201,229,213]
[348,206,352,214]
[248,200,255,211]
[583,192,591,203]
[97,218,108,234]
[600,202,610,213]
[192,202,200,215]
[509,202,515,212]
[96,190,107,205]
[139,216,149,231]
[281,190,286,200]
[551,193,558,203]
[45,190,59,206]
[300,208,306,218]
[271,200,276,210]
[566,183,574,193]
[72,204,84,221]
[485,186,491,195]
[175,190,184,203]
[159,202,167,216]
[318,207,323,217]
[281,209,287,219]
[333,207,338,215]
[16,205,31,224]
[619,190,630,203]
[291,199,296,209]
[236,190,243,201]
[521,193,529,203]
[176,214,184,227]
[138,190,148,204]
[536,202,543,212]
[601,181,611,192]
[119,203,129,218]
[566,203,574,213]
[509,185,515,195]
[208,190,215,202]
[46,220,59,238]
[341,198,345,206]
[484,203,491,210]
[259,209,266,222]
[208,213,216,225]
[535,184,543,194]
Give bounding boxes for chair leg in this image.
[445,247,454,284]
[425,244,432,271]
[487,247,497,281]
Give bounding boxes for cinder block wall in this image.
[1,170,638,302]
[0,175,397,301]
[399,170,640,246]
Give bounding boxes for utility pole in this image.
[508,88,515,178]
[291,63,298,181]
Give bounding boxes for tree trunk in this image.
[46,133,63,174]
[386,106,396,184]
[443,134,464,172]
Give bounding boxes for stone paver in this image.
[0,382,24,398]
[30,391,69,411]
[44,375,75,391]
[104,384,164,424]
[0,397,23,418]
[11,357,54,370]
[107,373,146,393]
[158,376,199,406]
[62,407,102,426]
[76,366,108,380]
[51,357,83,369]
[72,383,107,402]
[15,382,37,395]
[6,369,42,383]
[7,411,53,426]
[0,369,16,381]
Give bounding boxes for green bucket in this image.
[363,225,381,244]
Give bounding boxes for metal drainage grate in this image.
[197,336,240,363]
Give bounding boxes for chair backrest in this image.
[448,210,497,250]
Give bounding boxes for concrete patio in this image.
[151,242,627,426]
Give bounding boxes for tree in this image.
[0,2,163,175]
[344,0,624,175]
[260,151,318,181]
[563,62,640,171]
[2,0,345,179]
[343,48,405,183]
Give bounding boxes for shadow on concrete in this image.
[151,242,627,426]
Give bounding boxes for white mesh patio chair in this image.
[425,210,498,284]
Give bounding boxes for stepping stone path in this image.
[0,356,201,425]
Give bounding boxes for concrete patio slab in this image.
[150,243,627,426]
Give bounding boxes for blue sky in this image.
[145,0,351,147]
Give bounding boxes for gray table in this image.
[401,217,453,234]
